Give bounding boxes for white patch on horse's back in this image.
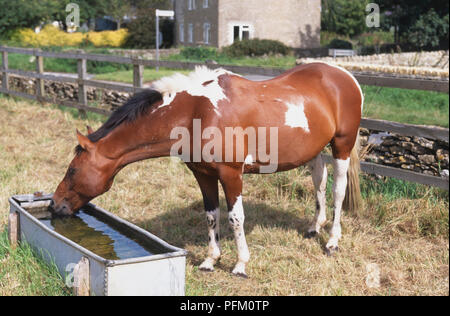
[244,154,254,165]
[152,66,237,110]
[284,98,310,132]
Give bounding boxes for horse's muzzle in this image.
[48,199,73,217]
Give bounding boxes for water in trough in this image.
[30,206,168,260]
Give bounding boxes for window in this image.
[179,23,184,42]
[188,23,194,43]
[241,26,250,40]
[231,24,252,43]
[203,23,210,44]
[188,0,196,10]
[203,0,208,8]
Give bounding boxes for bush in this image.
[87,29,129,47]
[179,47,218,60]
[222,38,291,57]
[10,25,128,48]
[327,38,353,49]
[124,8,156,49]
[357,31,394,47]
[407,9,449,50]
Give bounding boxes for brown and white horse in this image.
[50,63,363,278]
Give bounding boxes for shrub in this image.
[87,29,129,47]
[407,9,449,50]
[124,8,156,49]
[179,47,218,60]
[320,31,349,47]
[10,25,128,48]
[357,31,395,47]
[222,38,291,57]
[327,38,353,49]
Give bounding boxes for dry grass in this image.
[0,96,448,296]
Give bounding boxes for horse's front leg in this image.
[219,166,250,278]
[192,170,221,272]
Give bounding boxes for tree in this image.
[377,0,449,45]
[0,0,59,36]
[123,0,173,48]
[408,9,449,49]
[50,0,109,30]
[321,0,368,37]
[108,0,132,29]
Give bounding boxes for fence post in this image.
[77,52,88,119]
[35,50,45,102]
[1,50,9,91]
[133,58,144,93]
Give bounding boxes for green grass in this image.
[362,85,449,127]
[0,229,71,296]
[94,67,191,84]
[165,53,297,69]
[5,50,131,75]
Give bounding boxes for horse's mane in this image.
[88,89,163,143]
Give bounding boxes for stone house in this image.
[174,0,321,49]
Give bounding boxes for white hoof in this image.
[199,257,216,272]
[232,262,248,278]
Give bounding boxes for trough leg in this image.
[219,167,250,278]
[306,155,328,238]
[73,257,90,296]
[192,171,221,272]
[8,212,19,249]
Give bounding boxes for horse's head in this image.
[50,128,117,216]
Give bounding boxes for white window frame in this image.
[188,23,194,43]
[188,0,196,10]
[179,23,184,43]
[203,0,209,8]
[228,22,254,44]
[203,23,211,44]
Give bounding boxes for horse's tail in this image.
[343,131,362,214]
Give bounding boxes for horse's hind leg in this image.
[192,170,221,272]
[305,154,328,238]
[327,136,353,255]
[219,166,250,278]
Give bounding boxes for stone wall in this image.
[1,75,130,112]
[106,48,180,60]
[360,128,449,179]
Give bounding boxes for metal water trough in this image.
[8,194,187,296]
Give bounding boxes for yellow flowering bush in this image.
[86,29,129,47]
[11,25,128,48]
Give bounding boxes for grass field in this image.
[6,51,132,75]
[0,95,448,296]
[166,53,297,69]
[94,68,191,84]
[362,86,449,127]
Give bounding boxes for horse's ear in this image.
[86,125,94,135]
[76,129,94,151]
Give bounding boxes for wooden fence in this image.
[0,46,448,190]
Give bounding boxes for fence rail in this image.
[1,46,448,190]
